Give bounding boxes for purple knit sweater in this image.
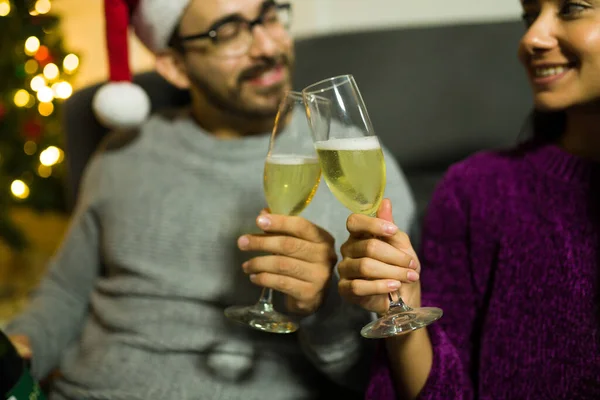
[366,142,600,399]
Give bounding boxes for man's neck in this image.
[189,98,274,140]
[562,106,600,162]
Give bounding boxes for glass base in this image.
[224,302,299,334]
[361,306,443,339]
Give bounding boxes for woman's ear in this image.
[155,50,191,90]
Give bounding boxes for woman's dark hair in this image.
[528,109,567,143]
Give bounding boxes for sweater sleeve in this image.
[299,147,417,392]
[4,154,105,380]
[367,163,492,400]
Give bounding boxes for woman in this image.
[338,1,600,398]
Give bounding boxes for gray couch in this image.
[63,19,533,233]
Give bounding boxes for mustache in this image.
[238,54,290,82]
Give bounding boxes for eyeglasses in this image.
[178,1,292,57]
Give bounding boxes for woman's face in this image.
[518,0,600,111]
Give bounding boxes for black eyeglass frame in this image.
[177,1,292,45]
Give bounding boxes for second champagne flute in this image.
[303,75,443,339]
[224,91,322,334]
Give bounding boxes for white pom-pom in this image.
[92,82,151,129]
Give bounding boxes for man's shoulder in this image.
[98,128,142,153]
[97,109,184,155]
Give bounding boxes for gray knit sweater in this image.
[6,110,416,400]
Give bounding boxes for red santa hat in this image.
[92,0,190,129]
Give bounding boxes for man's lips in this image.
[245,64,286,87]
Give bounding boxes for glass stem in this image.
[388,291,412,313]
[257,287,274,306]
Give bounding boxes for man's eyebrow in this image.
[206,0,277,30]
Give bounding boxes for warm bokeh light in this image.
[34,0,51,15]
[14,90,30,107]
[11,180,30,200]
[0,0,11,17]
[39,146,63,166]
[30,74,46,91]
[34,45,49,62]
[37,86,54,103]
[43,63,59,80]
[25,59,39,74]
[25,36,40,55]
[24,141,37,156]
[52,81,72,99]
[37,164,52,178]
[63,54,79,73]
[38,101,54,116]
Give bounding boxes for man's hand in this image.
[238,211,337,315]
[9,334,32,359]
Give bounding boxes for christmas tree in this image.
[0,0,78,250]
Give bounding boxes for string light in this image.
[25,59,38,74]
[63,54,79,73]
[38,101,54,116]
[24,36,40,56]
[34,0,51,15]
[30,74,46,91]
[39,146,63,166]
[0,0,10,17]
[43,63,59,80]
[11,180,30,200]
[37,86,54,103]
[52,81,72,99]
[14,90,30,107]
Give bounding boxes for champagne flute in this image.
[302,75,443,339]
[224,91,322,334]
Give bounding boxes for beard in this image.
[189,53,294,119]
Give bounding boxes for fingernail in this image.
[249,274,257,282]
[387,281,401,289]
[383,223,397,235]
[242,262,249,271]
[257,216,271,229]
[407,271,420,282]
[409,259,417,269]
[238,236,250,249]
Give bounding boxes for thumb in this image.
[376,198,395,224]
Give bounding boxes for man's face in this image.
[175,0,294,119]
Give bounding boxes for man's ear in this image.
[155,50,191,90]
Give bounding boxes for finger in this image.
[341,239,416,268]
[243,256,328,283]
[377,198,394,223]
[346,212,404,241]
[338,278,401,297]
[238,234,332,264]
[249,273,315,302]
[338,257,420,282]
[255,213,334,244]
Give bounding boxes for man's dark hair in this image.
[168,24,184,53]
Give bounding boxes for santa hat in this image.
[92,0,190,129]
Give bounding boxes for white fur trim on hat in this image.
[132,0,191,52]
[92,82,151,130]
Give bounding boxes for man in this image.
[6,0,417,399]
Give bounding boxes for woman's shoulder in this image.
[431,143,535,212]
